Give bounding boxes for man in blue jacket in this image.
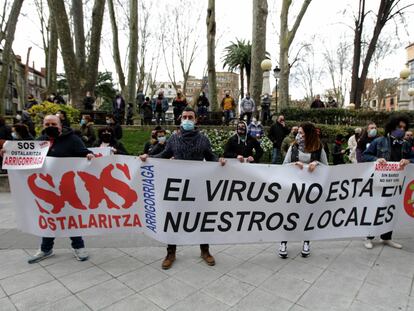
[28,115,94,264]
[363,115,413,250]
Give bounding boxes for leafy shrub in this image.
[29,101,80,125]
[281,107,414,127]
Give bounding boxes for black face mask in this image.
[45,126,60,138]
[101,133,111,143]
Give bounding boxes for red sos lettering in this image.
[27,163,138,214]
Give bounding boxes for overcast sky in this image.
[10,0,414,100]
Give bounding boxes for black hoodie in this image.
[38,127,91,158]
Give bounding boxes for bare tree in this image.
[323,38,351,106]
[0,0,24,115]
[349,0,414,108]
[293,43,324,102]
[250,0,268,110]
[137,0,151,94]
[126,0,138,110]
[160,0,203,94]
[278,0,312,109]
[107,0,126,93]
[47,0,105,108]
[207,0,218,111]
[34,0,58,95]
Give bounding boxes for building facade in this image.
[407,43,414,89]
[0,50,46,114]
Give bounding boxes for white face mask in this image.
[11,132,18,139]
[16,115,22,121]
[157,136,166,143]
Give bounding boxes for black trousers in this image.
[167,244,209,252]
[41,236,84,252]
[367,231,392,241]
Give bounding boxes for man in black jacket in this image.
[268,115,290,164]
[140,107,226,270]
[28,115,94,264]
[224,121,263,163]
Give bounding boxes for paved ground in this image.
[1,193,414,311]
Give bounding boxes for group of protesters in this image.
[139,108,413,269]
[1,101,413,270]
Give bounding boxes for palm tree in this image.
[222,39,252,99]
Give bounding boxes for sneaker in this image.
[28,249,54,264]
[301,241,310,257]
[382,240,402,249]
[278,242,288,259]
[72,248,89,261]
[364,240,374,249]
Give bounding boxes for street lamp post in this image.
[273,66,281,113]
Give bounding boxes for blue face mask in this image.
[391,129,405,139]
[80,119,86,126]
[181,119,195,131]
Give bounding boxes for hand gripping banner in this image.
[7,156,414,244]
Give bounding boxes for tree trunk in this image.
[240,66,245,99]
[350,0,397,109]
[207,0,218,111]
[84,0,106,95]
[0,0,24,115]
[72,0,86,79]
[126,0,138,113]
[47,14,58,95]
[250,0,268,109]
[107,0,126,94]
[47,0,82,108]
[349,0,365,108]
[278,0,312,109]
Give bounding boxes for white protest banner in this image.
[373,162,403,187]
[2,140,50,170]
[7,157,414,244]
[88,147,112,157]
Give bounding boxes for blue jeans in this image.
[223,110,233,125]
[272,148,282,164]
[41,236,84,252]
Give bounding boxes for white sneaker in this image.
[301,241,310,257]
[72,248,89,261]
[382,240,402,249]
[364,240,373,249]
[28,249,54,264]
[278,242,288,259]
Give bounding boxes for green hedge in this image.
[281,107,414,127]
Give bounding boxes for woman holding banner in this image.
[362,115,413,249]
[279,122,328,259]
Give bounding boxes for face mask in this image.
[237,127,246,136]
[181,119,195,131]
[368,129,377,138]
[45,126,60,138]
[106,120,111,125]
[200,93,203,97]
[252,118,257,124]
[296,133,304,144]
[391,129,405,139]
[157,136,166,143]
[80,119,86,126]
[16,115,22,121]
[101,133,111,143]
[11,132,18,139]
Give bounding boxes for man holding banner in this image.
[140,106,226,270]
[363,115,413,249]
[28,115,94,264]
